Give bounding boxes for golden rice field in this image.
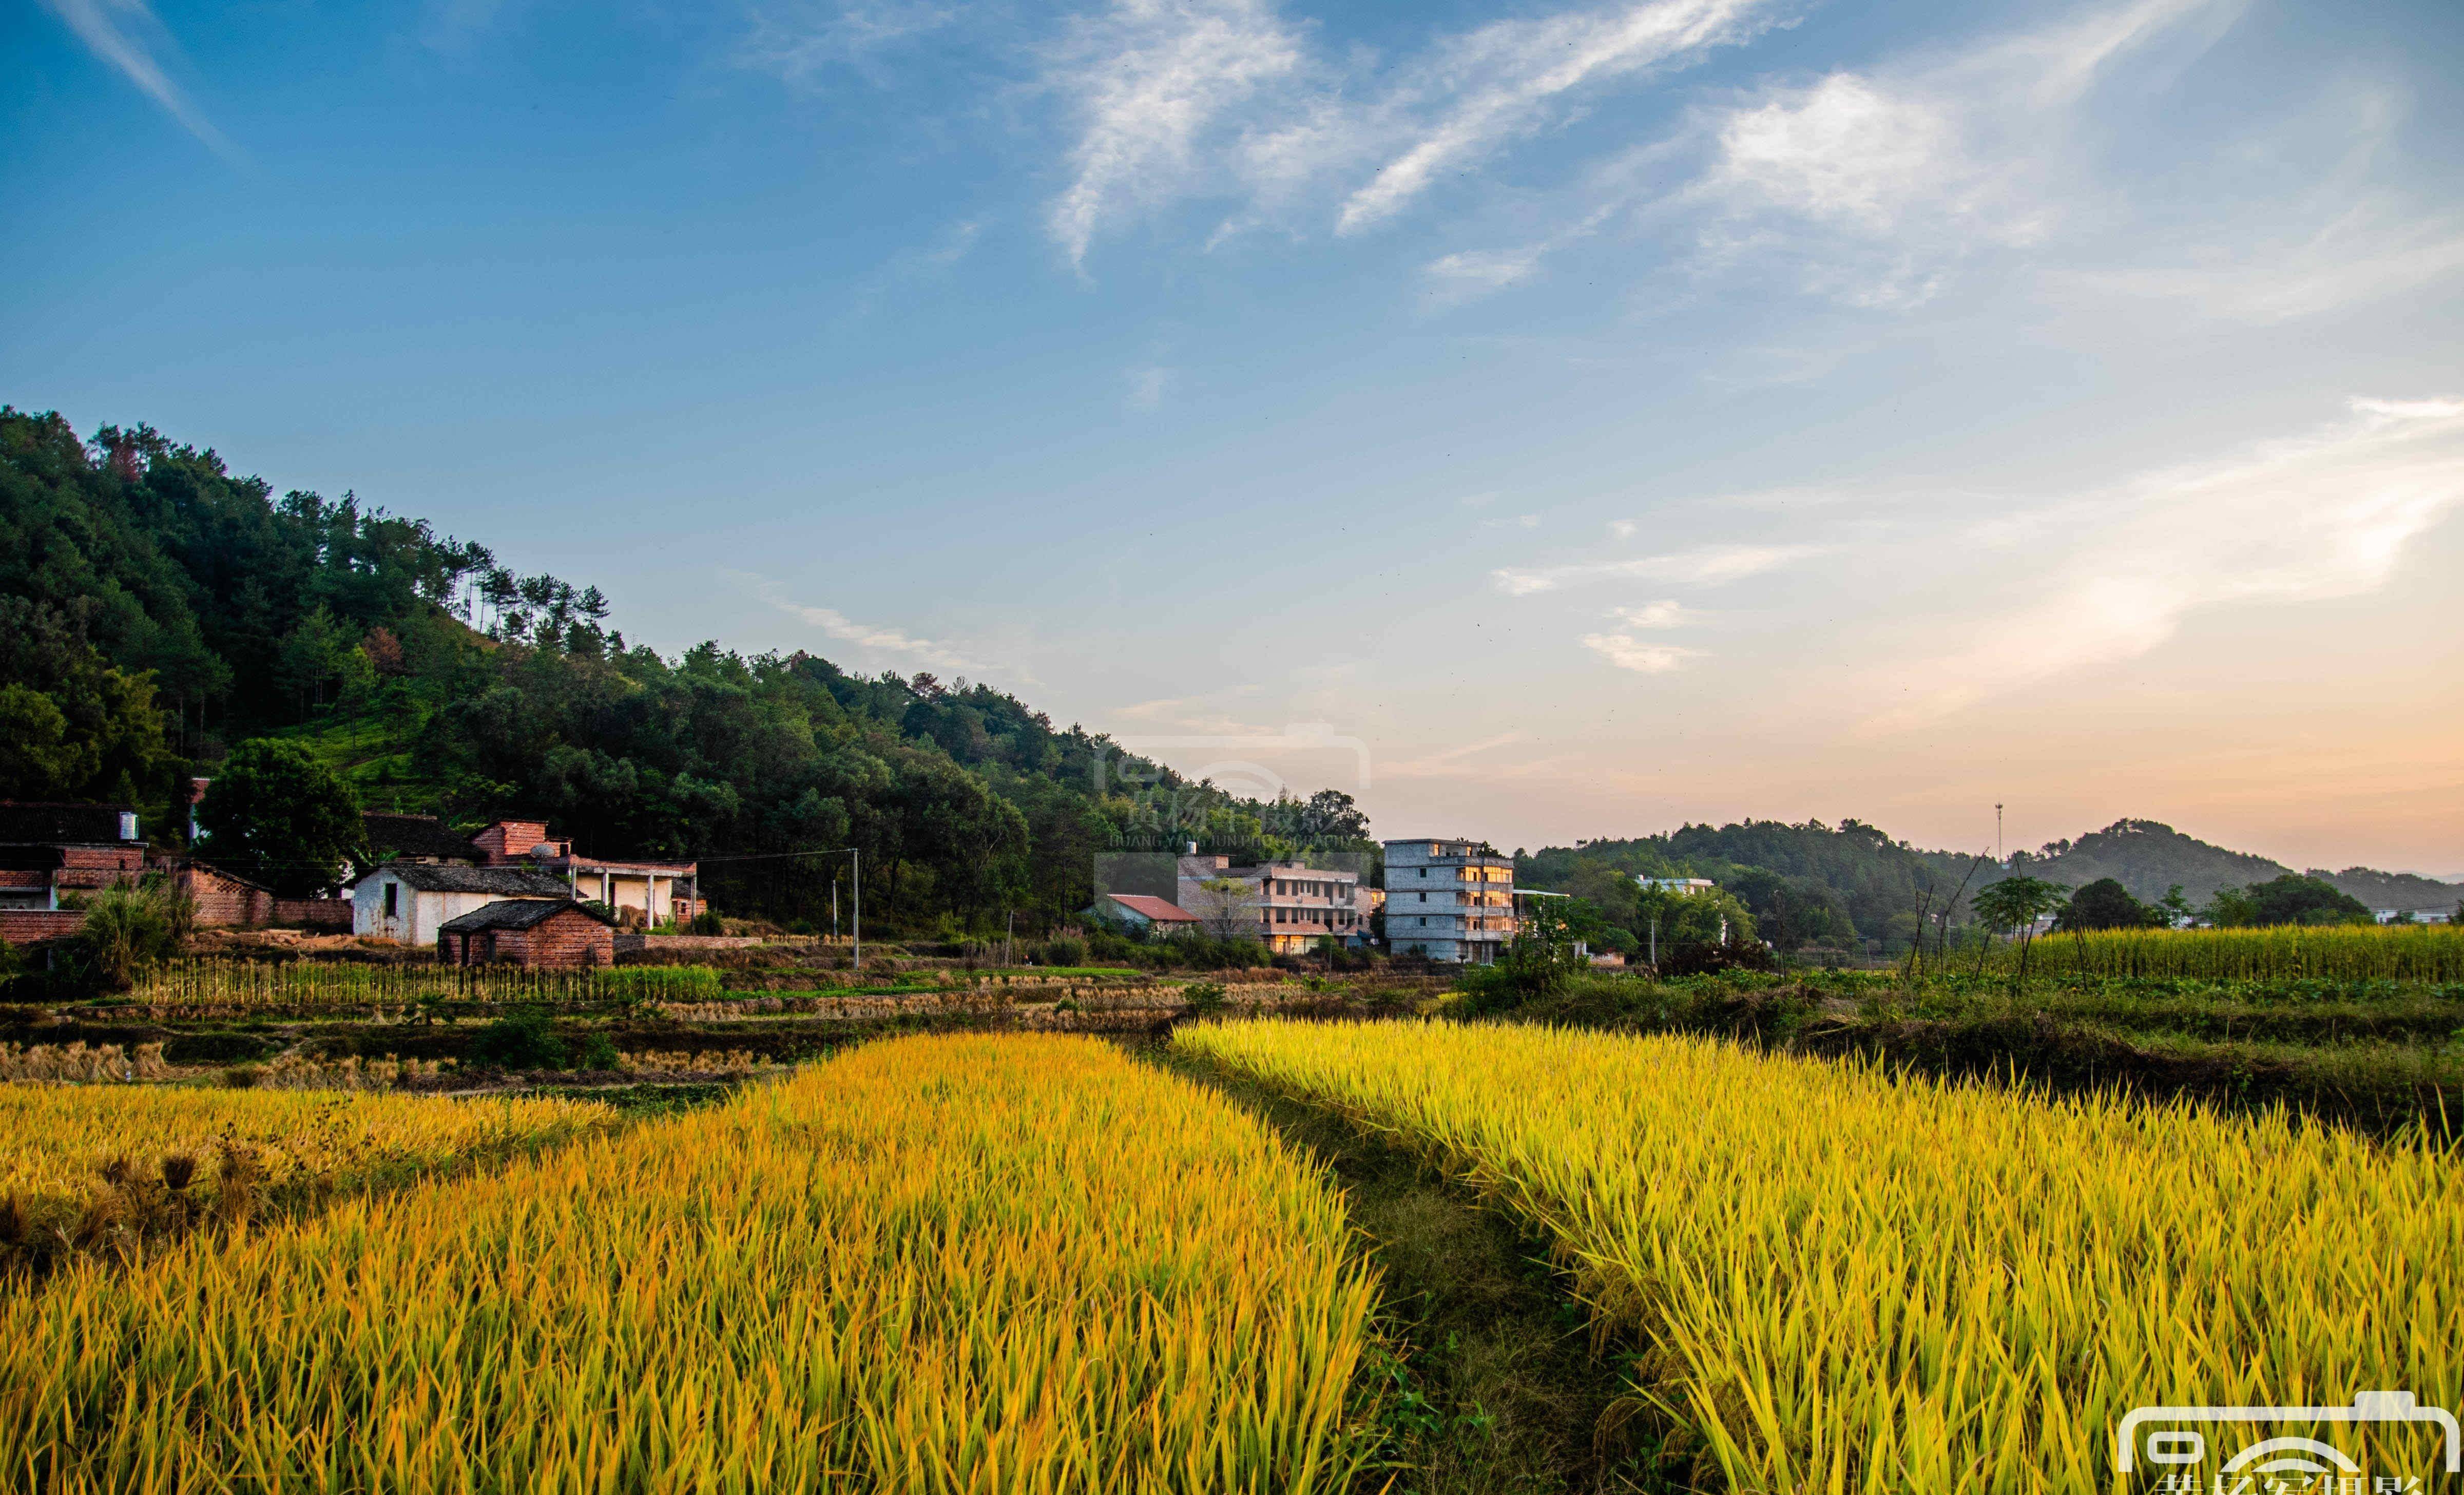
[0,1084,612,1231]
[2,1033,1381,1493]
[1176,1018,2464,1493]
[1985,921,2464,981]
[122,957,724,1010]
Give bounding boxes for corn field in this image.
[1176,1018,2464,1493]
[1985,922,2464,981]
[1,1033,1382,1492]
[0,1085,612,1234]
[122,959,726,1012]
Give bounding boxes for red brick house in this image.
[437,898,615,968]
[0,802,148,944]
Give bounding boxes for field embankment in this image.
[1176,1018,2464,1492]
[1491,964,2464,1135]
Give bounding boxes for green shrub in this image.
[472,1009,568,1070]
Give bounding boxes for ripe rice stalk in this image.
[0,1085,612,1240]
[1981,923,2464,982]
[0,1033,1381,1492]
[1176,1018,2464,1492]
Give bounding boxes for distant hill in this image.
[1523,815,2460,951]
[2012,819,2460,913]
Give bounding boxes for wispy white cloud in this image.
[1125,362,1174,410]
[1607,520,1637,540]
[2057,204,2464,324]
[1335,0,1788,236]
[1046,0,1305,267]
[1581,634,1704,672]
[1043,0,1787,264]
[741,574,987,673]
[1862,395,2464,732]
[741,0,961,82]
[1610,599,1693,627]
[38,0,238,159]
[1494,541,1815,595]
[1432,0,2232,309]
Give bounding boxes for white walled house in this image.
[1381,838,1515,963]
[352,863,576,947]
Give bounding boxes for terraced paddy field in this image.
[1176,1018,2464,1493]
[3,1033,1382,1493]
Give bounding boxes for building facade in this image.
[438,898,615,968]
[1381,838,1515,963]
[1174,853,1366,954]
[353,863,575,947]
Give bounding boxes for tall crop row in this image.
[124,959,725,1010]
[2,1033,1381,1493]
[1986,923,2464,981]
[1176,1019,2464,1492]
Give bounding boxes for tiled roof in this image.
[0,802,136,845]
[1105,893,1198,923]
[375,862,575,896]
[439,898,613,934]
[363,813,480,862]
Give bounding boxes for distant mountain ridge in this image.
[2010,819,2461,912]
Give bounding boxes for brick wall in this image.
[0,910,85,944]
[502,911,613,968]
[176,866,278,928]
[275,898,353,929]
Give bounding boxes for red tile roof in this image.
[1105,893,1197,923]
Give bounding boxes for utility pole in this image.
[851,847,861,975]
[1996,803,2005,866]
[832,876,839,946]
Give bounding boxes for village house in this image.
[1174,852,1366,953]
[0,801,148,943]
[438,898,614,968]
[467,816,700,928]
[1086,892,1201,937]
[353,862,575,947]
[1381,837,1515,963]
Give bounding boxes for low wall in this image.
[0,910,85,944]
[274,898,353,930]
[614,934,772,953]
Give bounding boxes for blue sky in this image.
[8,0,2463,871]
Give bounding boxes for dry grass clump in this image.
[2,1033,1380,1492]
[0,1043,173,1084]
[1178,1018,2464,1492]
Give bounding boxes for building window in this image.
[383,883,398,918]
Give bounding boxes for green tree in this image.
[197,738,365,896]
[2241,873,2372,927]
[0,598,172,800]
[2054,877,2153,932]
[2155,884,2194,928]
[1971,875,2069,986]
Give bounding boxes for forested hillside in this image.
[0,409,1372,932]
[1524,814,2459,952]
[2013,819,2458,912]
[1519,820,1992,953]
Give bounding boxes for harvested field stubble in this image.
[1175,1018,2464,1493]
[2,1033,1381,1493]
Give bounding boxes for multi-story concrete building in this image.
[1381,837,1515,963]
[1175,853,1366,954]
